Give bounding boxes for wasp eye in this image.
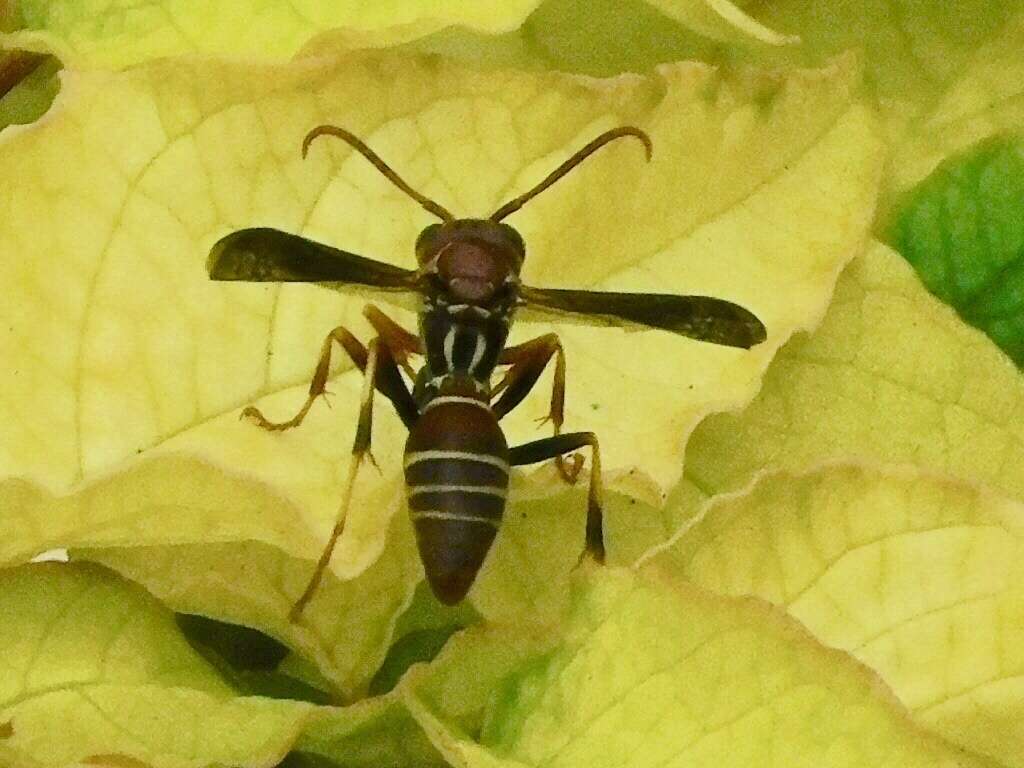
[415,223,443,258]
[500,223,525,258]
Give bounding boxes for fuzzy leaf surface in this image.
[888,137,1024,366]
[0,52,882,623]
[0,563,317,768]
[681,242,1024,516]
[402,567,986,768]
[655,463,1024,765]
[3,0,541,68]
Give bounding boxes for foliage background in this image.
[2,1,1024,767]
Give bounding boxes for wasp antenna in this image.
[302,125,456,223]
[490,126,652,222]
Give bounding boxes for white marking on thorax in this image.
[426,375,487,395]
[468,332,487,374]
[422,396,491,413]
[442,327,456,369]
[447,304,491,319]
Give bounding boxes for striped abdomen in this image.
[404,395,509,604]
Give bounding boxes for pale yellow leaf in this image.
[651,463,1024,766]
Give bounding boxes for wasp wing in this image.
[518,285,766,349]
[208,227,419,292]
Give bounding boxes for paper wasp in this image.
[208,125,766,615]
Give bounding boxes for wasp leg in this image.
[290,338,392,622]
[336,333,419,430]
[492,334,581,483]
[363,304,423,377]
[245,324,419,431]
[243,325,364,431]
[509,432,604,563]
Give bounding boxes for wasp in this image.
[208,125,766,616]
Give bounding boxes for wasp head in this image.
[415,219,524,305]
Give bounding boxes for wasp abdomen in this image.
[404,396,509,604]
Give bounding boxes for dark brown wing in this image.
[208,227,418,290]
[518,285,766,349]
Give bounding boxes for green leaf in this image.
[523,0,794,77]
[3,457,421,698]
[368,627,461,696]
[888,136,1024,366]
[0,51,881,496]
[2,0,544,69]
[368,581,479,695]
[0,562,317,768]
[297,692,448,768]
[523,0,711,77]
[652,463,1024,767]
[0,52,59,131]
[77,516,421,699]
[0,50,883,622]
[642,0,797,47]
[403,567,986,768]
[681,241,1024,517]
[716,3,1024,217]
[398,27,544,72]
[884,11,1024,208]
[176,613,290,673]
[463,485,667,624]
[0,0,797,72]
[731,0,1017,105]
[174,614,335,703]
[0,562,441,766]
[0,56,887,755]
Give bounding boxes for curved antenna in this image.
[490,126,652,222]
[302,125,455,223]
